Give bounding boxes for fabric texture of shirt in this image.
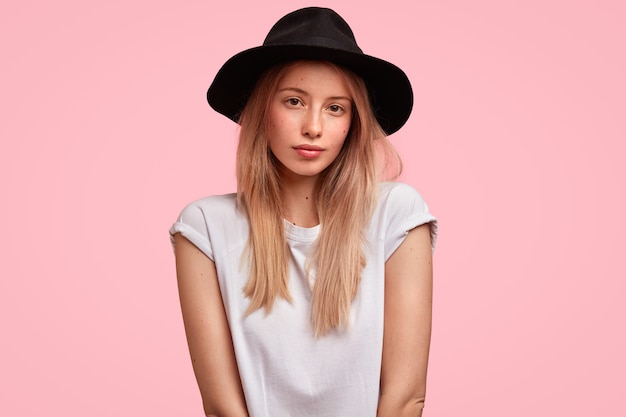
[169,181,437,417]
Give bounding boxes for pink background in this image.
[1,0,624,415]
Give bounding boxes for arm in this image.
[174,233,249,417]
[377,224,433,417]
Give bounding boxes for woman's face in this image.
[267,61,353,182]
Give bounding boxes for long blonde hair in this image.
[236,61,401,335]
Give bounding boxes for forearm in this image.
[201,387,249,417]
[196,365,249,417]
[377,394,425,417]
[204,405,249,417]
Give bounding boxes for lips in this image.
[293,144,324,159]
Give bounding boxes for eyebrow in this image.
[277,87,351,102]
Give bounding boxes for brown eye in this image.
[328,104,344,114]
[287,98,301,106]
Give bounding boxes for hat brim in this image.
[207,45,413,135]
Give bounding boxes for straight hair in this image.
[236,61,401,335]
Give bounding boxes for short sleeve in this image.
[381,182,438,261]
[169,202,214,260]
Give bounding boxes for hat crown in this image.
[208,7,413,135]
[263,7,362,54]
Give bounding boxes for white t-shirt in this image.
[169,181,437,417]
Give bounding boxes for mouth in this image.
[293,144,324,158]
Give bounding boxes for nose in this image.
[302,110,322,138]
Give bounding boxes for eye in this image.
[327,104,345,114]
[285,97,302,107]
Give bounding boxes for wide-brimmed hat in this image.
[207,7,413,135]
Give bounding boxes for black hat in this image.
[207,7,413,135]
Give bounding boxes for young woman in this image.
[170,7,437,417]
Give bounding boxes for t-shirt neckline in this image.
[283,219,320,243]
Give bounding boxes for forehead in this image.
[276,61,351,96]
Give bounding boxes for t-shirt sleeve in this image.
[383,183,438,261]
[169,202,214,261]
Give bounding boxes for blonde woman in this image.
[170,7,437,417]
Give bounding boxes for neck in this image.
[280,173,320,228]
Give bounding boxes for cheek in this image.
[267,110,284,140]
[268,104,285,129]
[338,120,351,140]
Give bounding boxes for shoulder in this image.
[372,182,438,255]
[176,193,239,226]
[377,181,430,214]
[169,193,244,260]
